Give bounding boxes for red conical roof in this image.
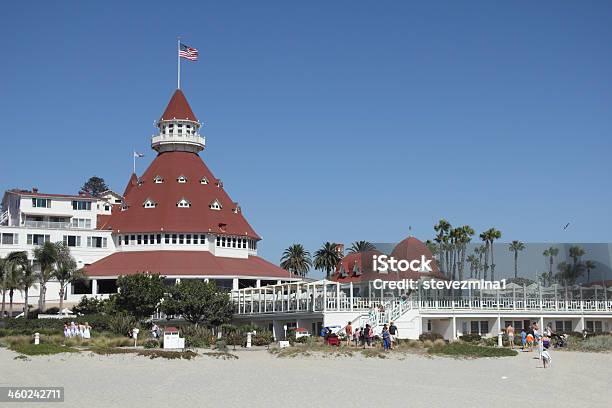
[105,151,260,239]
[160,89,198,122]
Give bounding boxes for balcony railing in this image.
[22,220,90,230]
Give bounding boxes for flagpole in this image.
[177,37,181,89]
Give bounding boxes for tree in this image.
[162,280,233,329]
[508,241,525,279]
[280,244,312,278]
[81,176,109,197]
[53,246,85,313]
[348,241,376,253]
[568,246,585,268]
[115,273,165,319]
[0,255,6,317]
[542,247,558,287]
[17,254,36,318]
[466,254,479,278]
[481,228,501,280]
[474,245,486,279]
[434,219,451,275]
[4,252,27,317]
[33,241,62,311]
[556,261,585,287]
[584,260,596,282]
[479,232,490,280]
[313,242,341,278]
[456,225,474,280]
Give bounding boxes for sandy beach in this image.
[1,347,610,408]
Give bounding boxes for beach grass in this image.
[10,343,79,356]
[566,334,612,352]
[88,347,199,360]
[428,342,518,358]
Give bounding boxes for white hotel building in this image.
[2,88,611,341]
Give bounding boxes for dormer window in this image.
[121,203,129,211]
[232,203,241,213]
[215,180,223,188]
[200,177,209,185]
[137,178,143,186]
[209,199,222,210]
[143,199,157,208]
[177,198,191,208]
[154,175,164,184]
[177,175,187,184]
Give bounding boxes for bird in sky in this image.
[563,223,570,230]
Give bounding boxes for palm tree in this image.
[457,225,474,280]
[542,247,558,286]
[280,244,312,278]
[4,251,26,317]
[478,232,490,280]
[53,248,84,313]
[568,246,585,268]
[348,241,376,253]
[434,219,451,274]
[313,242,342,278]
[0,255,7,317]
[33,241,61,311]
[474,245,486,279]
[6,252,35,318]
[466,254,479,278]
[508,241,525,279]
[481,228,501,280]
[584,260,596,282]
[556,261,585,298]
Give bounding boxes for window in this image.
[63,235,81,247]
[1,233,18,245]
[177,124,183,134]
[186,234,191,244]
[156,234,162,244]
[72,200,92,210]
[209,199,222,210]
[31,198,51,208]
[470,321,479,334]
[137,235,142,244]
[164,234,170,244]
[27,234,50,246]
[87,236,107,248]
[104,204,110,211]
[555,320,572,333]
[72,218,92,229]
[172,234,177,244]
[200,177,209,185]
[177,198,191,208]
[143,235,148,245]
[154,175,164,184]
[143,199,157,208]
[177,175,187,183]
[179,234,184,244]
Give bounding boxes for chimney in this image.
[32,187,38,193]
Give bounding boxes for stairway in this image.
[0,210,8,225]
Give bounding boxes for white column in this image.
[350,282,354,311]
[92,279,98,295]
[232,278,239,291]
[336,282,340,311]
[323,283,327,311]
[296,283,300,311]
[250,288,254,314]
[452,316,457,340]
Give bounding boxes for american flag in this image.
[179,43,199,61]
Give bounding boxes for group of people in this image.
[63,321,91,339]
[506,321,553,368]
[341,321,399,351]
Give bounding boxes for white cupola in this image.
[151,89,205,154]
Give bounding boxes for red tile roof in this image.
[84,250,296,279]
[160,89,198,122]
[105,151,260,238]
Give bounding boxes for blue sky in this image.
[1,1,611,278]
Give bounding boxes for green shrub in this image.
[459,334,481,343]
[181,325,212,348]
[252,331,274,346]
[295,336,309,344]
[72,296,113,315]
[566,335,612,352]
[142,339,161,349]
[107,313,139,336]
[215,340,228,352]
[419,332,443,342]
[10,343,79,356]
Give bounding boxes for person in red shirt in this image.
[344,321,353,346]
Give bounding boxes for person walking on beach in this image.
[389,321,398,349]
[382,325,391,351]
[344,321,353,346]
[353,327,361,347]
[506,323,515,349]
[520,328,527,351]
